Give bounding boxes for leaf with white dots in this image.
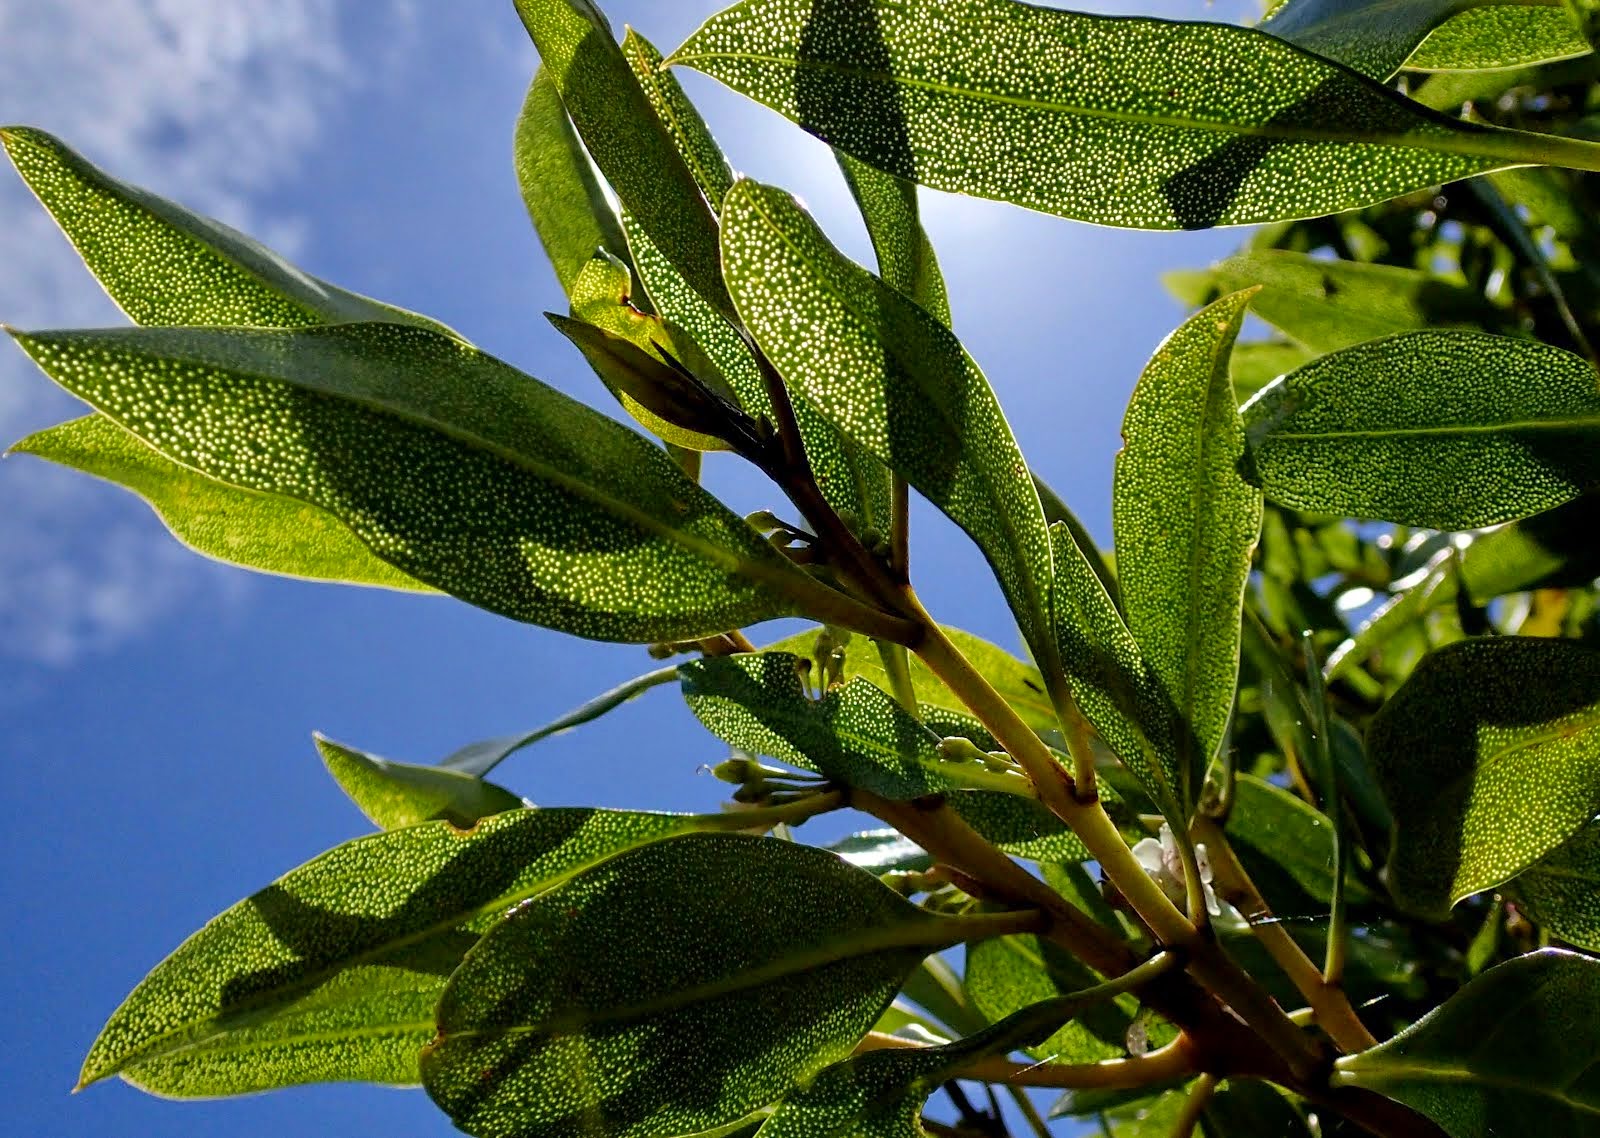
[679,651,1031,800]
[514,67,636,298]
[515,0,731,318]
[1114,290,1262,811]
[1408,5,1591,73]
[1511,821,1600,954]
[1,125,454,334]
[315,736,526,832]
[1368,637,1600,918]
[1334,949,1600,1137]
[1242,331,1600,529]
[82,808,734,1096]
[1256,0,1579,81]
[623,30,736,210]
[721,179,1055,662]
[1460,494,1600,603]
[8,322,831,643]
[421,833,1021,1138]
[837,152,950,325]
[10,414,433,592]
[1164,250,1505,355]
[668,0,1600,232]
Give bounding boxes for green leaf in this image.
[514,68,635,298]
[622,30,736,210]
[1326,549,1459,683]
[757,996,1092,1138]
[1242,330,1600,529]
[421,833,990,1138]
[1097,1089,1194,1137]
[1202,1080,1311,1138]
[1163,250,1502,355]
[722,179,1054,659]
[514,0,731,318]
[1408,5,1591,72]
[1460,493,1600,603]
[1035,474,1119,604]
[1,126,453,334]
[315,736,526,831]
[1510,821,1600,953]
[82,808,742,1095]
[1113,290,1262,808]
[1229,340,1314,404]
[1257,0,1517,81]
[10,323,820,643]
[964,934,1136,1065]
[667,0,1600,233]
[836,152,950,325]
[1225,774,1370,908]
[437,665,681,777]
[827,829,933,875]
[1368,637,1600,917]
[10,414,431,592]
[763,624,1060,740]
[1335,948,1600,1137]
[1050,520,1182,818]
[678,651,1031,799]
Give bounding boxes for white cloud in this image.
[0,0,413,668]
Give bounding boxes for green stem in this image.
[1168,1073,1218,1138]
[890,473,911,578]
[876,638,921,715]
[1303,631,1349,987]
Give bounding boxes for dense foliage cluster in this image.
[9,1,1600,1136]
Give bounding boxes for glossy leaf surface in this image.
[514,68,634,298]
[965,933,1139,1064]
[1,126,452,334]
[422,833,966,1138]
[1243,331,1600,529]
[1114,290,1261,807]
[723,179,1054,655]
[11,414,431,592]
[1257,0,1513,80]
[11,323,814,642]
[1164,250,1501,354]
[1226,774,1371,907]
[83,808,721,1095]
[668,0,1586,231]
[1511,821,1600,953]
[837,152,950,324]
[1336,949,1600,1136]
[514,0,731,316]
[316,736,526,831]
[1368,638,1600,916]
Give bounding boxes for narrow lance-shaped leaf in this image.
[722,179,1056,662]
[836,151,950,325]
[1461,493,1600,603]
[9,323,828,643]
[421,833,1031,1138]
[1243,330,1600,530]
[1368,637,1600,917]
[668,0,1600,233]
[438,664,681,777]
[622,30,736,210]
[1050,521,1183,820]
[1408,4,1591,73]
[81,808,755,1096]
[1325,549,1459,684]
[514,67,636,298]
[1511,821,1600,954]
[1163,249,1505,355]
[10,414,432,592]
[1114,290,1262,810]
[1,125,454,334]
[315,736,526,832]
[515,0,732,317]
[1257,0,1538,81]
[1226,774,1371,908]
[1334,949,1600,1137]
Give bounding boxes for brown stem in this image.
[1195,816,1379,1054]
[854,1033,1198,1090]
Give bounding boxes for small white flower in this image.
[1131,824,1221,917]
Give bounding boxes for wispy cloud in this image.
[0,0,413,668]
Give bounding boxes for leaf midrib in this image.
[1266,414,1600,442]
[670,48,1530,167]
[735,189,1053,651]
[1346,1059,1600,1114]
[437,912,962,1045]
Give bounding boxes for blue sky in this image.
[2,2,1256,1135]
